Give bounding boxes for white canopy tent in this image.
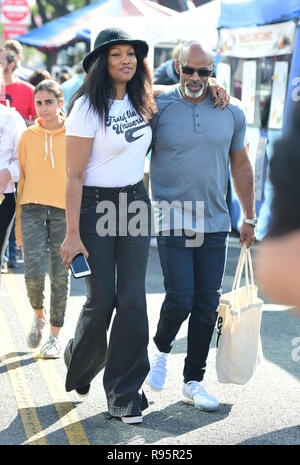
[155,0,221,50]
[87,0,179,70]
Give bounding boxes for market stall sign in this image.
[1,0,31,25]
[3,24,28,40]
[218,21,296,58]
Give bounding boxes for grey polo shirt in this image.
[150,86,248,233]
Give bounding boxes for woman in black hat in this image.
[60,28,156,424]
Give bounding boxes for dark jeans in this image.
[0,193,15,269]
[64,180,151,417]
[154,230,228,383]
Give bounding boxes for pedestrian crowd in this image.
[0,32,298,426]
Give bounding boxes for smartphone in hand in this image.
[70,253,91,279]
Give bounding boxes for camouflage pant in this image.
[21,204,69,327]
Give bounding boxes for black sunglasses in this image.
[179,62,213,77]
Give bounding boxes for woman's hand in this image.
[208,77,230,109]
[0,168,11,195]
[60,233,89,268]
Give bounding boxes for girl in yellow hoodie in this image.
[16,80,68,358]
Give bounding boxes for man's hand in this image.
[239,222,256,248]
[208,77,230,109]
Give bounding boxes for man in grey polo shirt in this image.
[147,41,256,411]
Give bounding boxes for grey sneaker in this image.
[40,334,61,359]
[27,316,46,348]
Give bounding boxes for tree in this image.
[29,1,95,72]
[32,0,95,27]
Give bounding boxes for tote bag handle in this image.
[231,245,255,306]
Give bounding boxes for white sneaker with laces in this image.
[146,346,169,391]
[182,381,219,411]
[40,334,61,359]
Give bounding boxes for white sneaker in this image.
[121,415,143,424]
[182,381,219,411]
[146,346,168,391]
[40,334,61,359]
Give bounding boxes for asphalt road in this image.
[0,233,299,447]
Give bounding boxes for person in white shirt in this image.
[0,104,26,273]
[60,28,228,425]
[60,28,157,425]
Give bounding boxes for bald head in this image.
[175,41,215,103]
[179,41,214,67]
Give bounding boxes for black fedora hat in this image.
[82,27,149,72]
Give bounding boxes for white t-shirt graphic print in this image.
[65,94,152,187]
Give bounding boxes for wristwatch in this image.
[243,217,257,226]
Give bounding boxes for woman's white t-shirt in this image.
[65,94,152,187]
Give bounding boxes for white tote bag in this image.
[216,245,264,384]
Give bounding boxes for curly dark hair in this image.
[68,46,156,123]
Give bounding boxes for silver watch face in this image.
[244,218,257,226]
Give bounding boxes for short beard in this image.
[184,82,204,99]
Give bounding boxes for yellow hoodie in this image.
[16,117,66,246]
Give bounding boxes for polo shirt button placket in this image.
[195,112,200,133]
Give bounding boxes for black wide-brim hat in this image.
[82,27,149,72]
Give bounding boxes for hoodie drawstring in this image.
[44,134,55,168]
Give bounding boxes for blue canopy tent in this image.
[219,0,300,27]
[217,0,300,240]
[76,29,90,41]
[15,0,111,52]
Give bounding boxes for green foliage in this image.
[69,0,94,9]
[32,0,97,26]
